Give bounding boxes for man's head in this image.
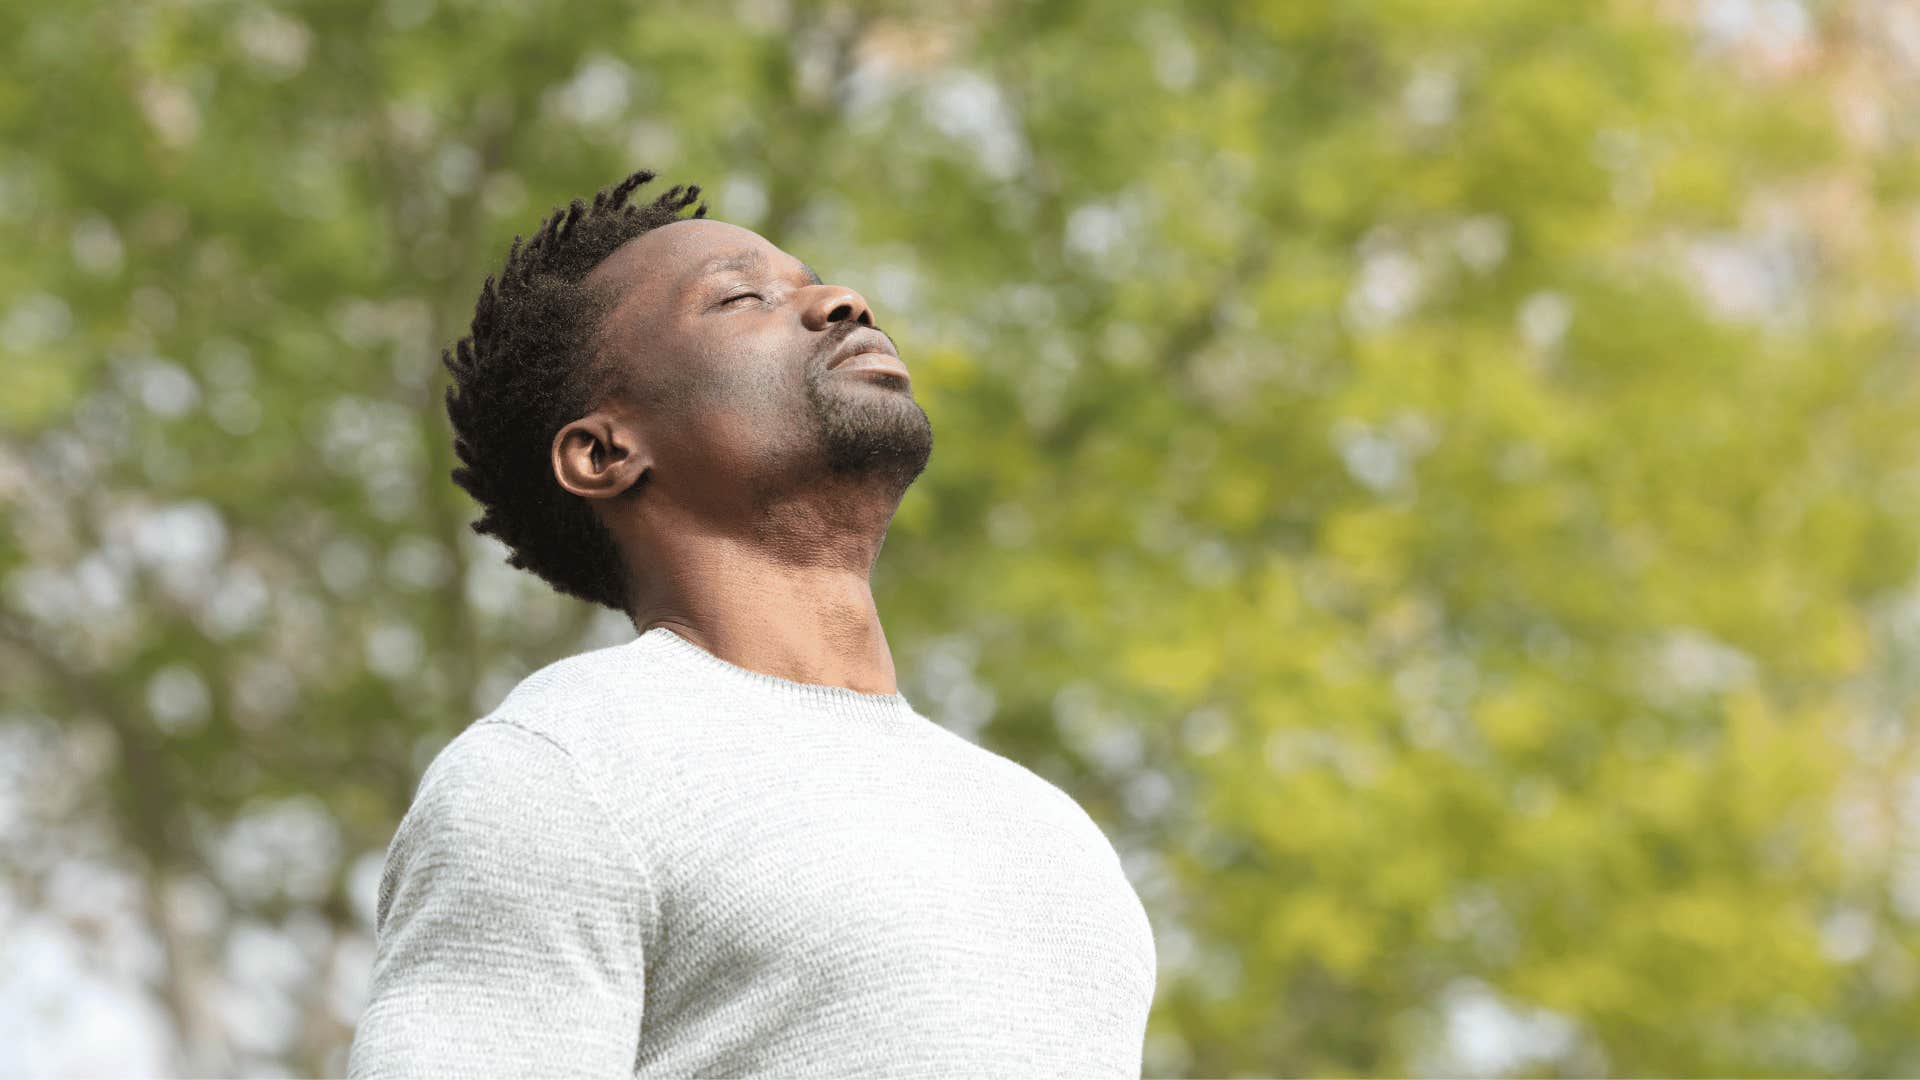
[443,170,932,613]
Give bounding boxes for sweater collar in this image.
[637,626,924,727]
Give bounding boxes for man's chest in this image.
[635,744,1157,1051]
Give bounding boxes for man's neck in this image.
[624,534,900,696]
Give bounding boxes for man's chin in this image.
[823,403,931,486]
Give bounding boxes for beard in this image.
[802,366,934,502]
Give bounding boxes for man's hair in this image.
[442,169,706,612]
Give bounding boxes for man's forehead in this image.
[587,219,818,294]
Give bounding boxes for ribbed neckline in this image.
[636,625,923,726]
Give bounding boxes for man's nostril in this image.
[828,303,853,323]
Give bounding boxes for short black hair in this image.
[442,169,706,612]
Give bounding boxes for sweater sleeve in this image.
[347,720,651,1079]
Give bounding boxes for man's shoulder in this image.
[449,630,714,772]
[399,687,633,849]
[476,635,672,749]
[406,720,575,830]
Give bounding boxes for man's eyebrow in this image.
[693,250,766,281]
[691,249,824,288]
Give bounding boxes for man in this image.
[347,170,1157,1078]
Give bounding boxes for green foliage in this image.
[4,0,1918,1075]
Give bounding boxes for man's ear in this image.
[551,410,651,501]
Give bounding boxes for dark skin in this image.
[553,219,934,695]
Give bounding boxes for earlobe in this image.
[551,413,651,501]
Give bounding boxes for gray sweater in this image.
[347,626,1157,1078]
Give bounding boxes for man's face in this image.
[582,218,933,514]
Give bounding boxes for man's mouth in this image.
[829,351,910,381]
[824,330,909,383]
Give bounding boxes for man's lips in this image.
[824,333,909,381]
[830,351,910,380]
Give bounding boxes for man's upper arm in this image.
[348,720,652,1079]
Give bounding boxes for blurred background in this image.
[3,0,1919,1075]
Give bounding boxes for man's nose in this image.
[800,284,874,331]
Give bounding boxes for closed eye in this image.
[718,291,763,307]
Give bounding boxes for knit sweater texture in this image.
[347,626,1157,1078]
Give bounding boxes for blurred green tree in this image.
[3,0,1918,1075]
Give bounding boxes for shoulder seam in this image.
[470,716,664,958]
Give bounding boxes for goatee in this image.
[806,368,934,502]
